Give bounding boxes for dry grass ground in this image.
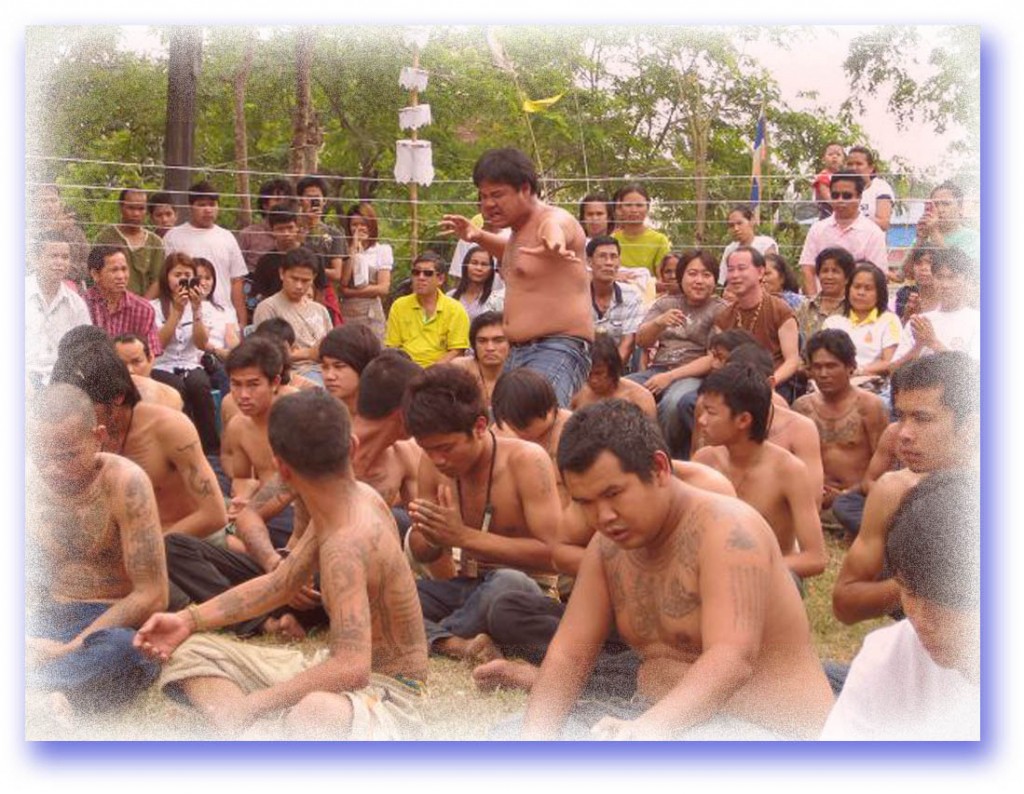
[26,532,890,741]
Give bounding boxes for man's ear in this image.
[652,449,673,485]
[275,457,294,484]
[473,415,489,436]
[349,433,361,459]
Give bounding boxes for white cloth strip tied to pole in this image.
[394,140,434,187]
[398,104,432,131]
[399,67,429,92]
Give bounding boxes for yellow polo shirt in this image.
[385,289,471,367]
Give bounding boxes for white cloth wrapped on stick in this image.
[398,104,432,131]
[394,140,434,187]
[399,67,429,92]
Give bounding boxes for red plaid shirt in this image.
[85,287,163,357]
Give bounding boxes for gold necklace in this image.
[736,293,766,332]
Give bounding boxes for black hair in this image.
[57,324,111,359]
[472,148,539,195]
[225,336,284,382]
[403,364,487,437]
[765,253,800,294]
[805,329,858,369]
[726,245,766,270]
[51,337,141,408]
[87,244,127,273]
[253,317,296,347]
[118,187,146,204]
[557,399,668,484]
[891,352,979,426]
[846,262,889,315]
[469,311,505,351]
[296,175,328,197]
[585,235,620,259]
[815,246,856,281]
[726,343,775,379]
[676,248,720,285]
[613,182,650,205]
[280,246,318,274]
[268,390,352,479]
[113,333,152,360]
[829,173,866,197]
[319,324,382,374]
[931,246,976,281]
[192,257,225,311]
[357,350,423,420]
[491,368,559,431]
[931,181,965,206]
[451,245,497,304]
[884,469,979,609]
[412,250,448,276]
[32,227,72,259]
[257,178,295,214]
[698,363,772,443]
[589,334,622,384]
[578,192,615,232]
[266,200,301,229]
[187,180,219,204]
[728,204,755,221]
[847,145,877,168]
[708,328,758,354]
[147,191,174,214]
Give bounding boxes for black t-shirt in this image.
[252,247,328,301]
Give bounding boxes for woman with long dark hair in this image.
[340,201,392,340]
[447,245,504,321]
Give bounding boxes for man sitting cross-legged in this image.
[135,390,430,740]
[404,364,563,663]
[50,337,228,541]
[572,333,656,419]
[693,363,827,582]
[27,384,168,722]
[514,400,833,740]
[793,329,889,536]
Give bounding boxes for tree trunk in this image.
[164,27,202,218]
[232,37,255,228]
[290,28,321,177]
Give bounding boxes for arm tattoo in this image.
[729,565,768,633]
[186,463,215,499]
[123,471,151,522]
[726,525,758,552]
[249,474,294,514]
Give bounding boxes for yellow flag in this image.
[522,93,564,113]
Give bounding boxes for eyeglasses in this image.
[830,191,856,200]
[411,268,438,278]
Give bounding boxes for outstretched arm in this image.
[439,215,507,261]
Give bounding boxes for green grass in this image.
[26,533,887,740]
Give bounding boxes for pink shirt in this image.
[798,214,889,273]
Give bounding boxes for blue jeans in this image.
[417,569,543,648]
[505,336,592,408]
[27,601,160,712]
[832,491,866,537]
[627,369,703,458]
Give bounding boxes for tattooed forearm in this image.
[729,565,768,633]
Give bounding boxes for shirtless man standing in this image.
[404,365,563,662]
[517,400,834,739]
[451,310,510,409]
[50,341,228,540]
[793,330,889,534]
[135,390,430,740]
[27,384,167,719]
[442,148,593,406]
[693,363,827,580]
[832,352,978,624]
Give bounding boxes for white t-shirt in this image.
[860,177,895,224]
[823,310,902,370]
[892,307,981,364]
[162,223,248,309]
[350,243,394,287]
[201,301,239,350]
[820,620,979,741]
[718,235,779,285]
[150,299,212,372]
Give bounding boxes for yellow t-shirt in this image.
[385,290,471,368]
[612,227,672,274]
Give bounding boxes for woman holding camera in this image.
[149,252,220,454]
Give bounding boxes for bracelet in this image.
[187,603,205,633]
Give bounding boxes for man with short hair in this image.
[822,469,979,740]
[442,148,593,407]
[832,352,979,625]
[31,183,90,285]
[237,178,294,271]
[385,252,470,367]
[83,244,163,357]
[714,246,801,390]
[113,333,184,411]
[517,400,834,739]
[798,172,889,296]
[94,188,166,298]
[693,363,827,580]
[25,231,92,389]
[162,181,248,325]
[405,365,562,663]
[296,174,350,295]
[50,340,228,541]
[147,192,178,238]
[451,310,509,408]
[252,247,333,383]
[135,390,431,740]
[26,384,167,719]
[587,235,644,366]
[249,200,304,305]
[793,330,889,535]
[572,334,656,418]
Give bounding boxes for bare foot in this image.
[261,613,307,641]
[472,659,540,693]
[434,633,504,663]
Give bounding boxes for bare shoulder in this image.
[671,460,736,497]
[449,355,474,373]
[141,402,201,447]
[505,434,555,471]
[789,394,816,417]
[856,389,888,416]
[685,485,775,558]
[99,451,149,491]
[872,469,920,502]
[692,444,727,470]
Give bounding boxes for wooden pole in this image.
[409,47,420,258]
